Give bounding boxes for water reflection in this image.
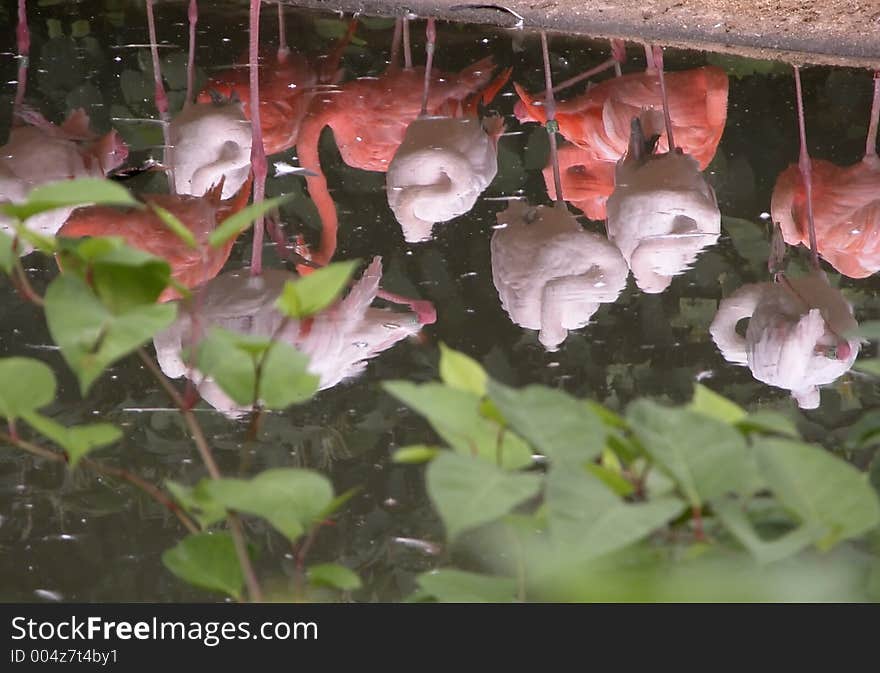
[153,257,430,416]
[4,0,880,602]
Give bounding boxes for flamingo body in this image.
[606,149,720,293]
[771,156,880,278]
[168,100,253,199]
[491,201,629,351]
[386,115,503,242]
[153,257,424,416]
[709,272,859,409]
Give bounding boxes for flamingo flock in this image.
[3,0,877,411]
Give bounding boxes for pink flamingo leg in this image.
[419,19,436,116]
[403,17,412,70]
[652,45,677,153]
[793,65,819,270]
[540,32,564,206]
[145,0,173,191]
[184,0,197,108]
[277,1,289,63]
[547,39,626,94]
[14,0,29,116]
[248,0,268,276]
[644,44,657,71]
[865,71,880,162]
[376,289,437,325]
[389,18,402,72]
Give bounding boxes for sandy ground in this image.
[290,0,880,68]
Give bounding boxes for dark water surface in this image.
[1,1,879,601]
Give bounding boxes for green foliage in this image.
[426,452,542,540]
[275,260,360,319]
[44,274,177,393]
[22,412,121,468]
[417,570,518,602]
[0,358,56,423]
[392,445,440,464]
[438,343,488,396]
[150,204,198,249]
[162,533,244,600]
[165,480,227,529]
[207,195,294,248]
[195,327,319,409]
[0,231,17,273]
[307,563,362,591]
[199,469,334,543]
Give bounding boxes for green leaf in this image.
[392,445,440,464]
[753,438,880,548]
[275,260,359,319]
[736,410,800,438]
[488,380,605,465]
[165,480,227,528]
[1,178,139,220]
[21,411,121,468]
[79,241,172,313]
[417,569,518,603]
[585,463,635,497]
[545,467,684,560]
[307,563,362,591]
[162,532,244,599]
[0,358,56,422]
[207,195,293,248]
[0,230,17,274]
[627,400,759,507]
[384,381,533,470]
[196,327,319,409]
[714,499,820,564]
[150,204,198,249]
[200,468,334,542]
[688,384,746,424]
[438,343,488,396]
[44,274,177,393]
[426,452,541,540]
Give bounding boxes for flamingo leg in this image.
[277,1,289,63]
[865,71,880,161]
[248,0,268,276]
[376,289,437,325]
[540,32,564,206]
[403,16,412,70]
[419,18,436,116]
[146,0,174,191]
[184,0,198,108]
[389,18,402,72]
[13,0,29,117]
[652,45,677,153]
[546,39,626,94]
[793,65,819,270]
[644,44,656,71]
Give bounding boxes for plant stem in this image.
[137,347,264,602]
[12,257,44,307]
[0,431,199,534]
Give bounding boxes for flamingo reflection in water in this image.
[771,71,880,279]
[385,19,509,243]
[153,257,433,416]
[491,33,628,352]
[515,42,727,221]
[295,17,510,265]
[0,0,128,246]
[711,68,860,410]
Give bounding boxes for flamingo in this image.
[710,67,860,410]
[491,33,629,352]
[516,46,727,220]
[770,72,880,279]
[197,4,356,157]
[605,47,721,294]
[57,176,253,302]
[164,0,253,200]
[385,19,508,243]
[295,19,509,266]
[0,0,128,246]
[152,257,432,416]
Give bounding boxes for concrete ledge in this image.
[289,0,880,69]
